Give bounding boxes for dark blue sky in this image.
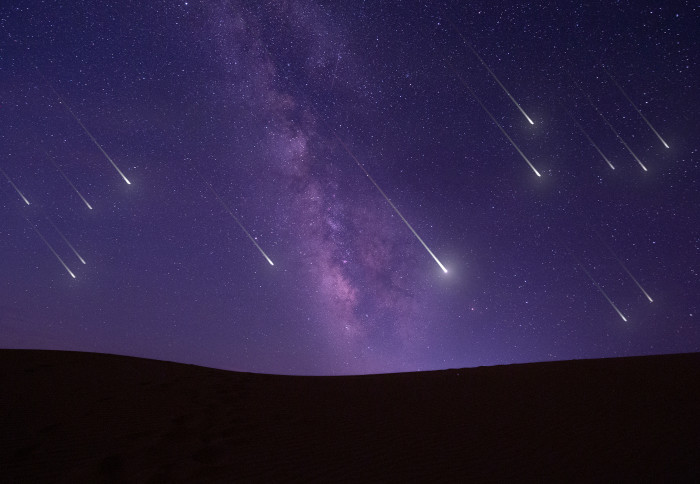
[1,0,698,374]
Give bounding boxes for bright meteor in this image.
[46,217,86,265]
[613,255,653,303]
[601,64,669,149]
[191,165,274,266]
[565,109,615,170]
[602,242,653,303]
[36,68,131,185]
[0,166,30,205]
[591,102,648,172]
[452,70,541,177]
[577,261,627,322]
[334,134,448,274]
[447,19,534,125]
[22,216,76,279]
[45,151,93,210]
[570,76,648,172]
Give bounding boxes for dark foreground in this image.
[2,350,699,482]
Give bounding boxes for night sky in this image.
[1,1,698,375]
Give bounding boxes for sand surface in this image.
[2,350,699,482]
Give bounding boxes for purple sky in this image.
[1,0,698,374]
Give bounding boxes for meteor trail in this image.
[22,215,76,278]
[612,253,653,303]
[334,133,448,274]
[0,166,30,205]
[564,110,615,170]
[591,103,648,172]
[46,217,86,265]
[447,19,534,125]
[451,70,541,177]
[36,68,131,185]
[601,64,669,149]
[576,261,627,322]
[569,75,648,171]
[191,165,274,266]
[597,238,653,303]
[45,151,93,210]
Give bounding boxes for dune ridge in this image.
[2,350,699,481]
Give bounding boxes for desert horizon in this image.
[3,349,698,481]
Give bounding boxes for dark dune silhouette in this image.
[2,350,699,481]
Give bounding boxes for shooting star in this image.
[596,235,653,303]
[334,133,448,274]
[22,215,76,278]
[0,166,30,205]
[576,260,627,322]
[451,69,541,177]
[601,64,669,149]
[45,217,86,265]
[564,109,615,170]
[36,68,131,185]
[611,252,653,303]
[191,165,274,266]
[45,151,93,210]
[447,18,534,125]
[569,75,648,172]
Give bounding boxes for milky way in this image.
[0,0,697,374]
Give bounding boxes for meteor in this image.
[601,64,669,149]
[447,19,534,125]
[564,110,615,170]
[452,70,541,177]
[612,254,653,303]
[569,75,648,172]
[592,103,648,172]
[576,261,627,322]
[22,215,76,278]
[45,151,93,210]
[598,238,653,303]
[191,165,274,266]
[46,217,86,265]
[334,134,448,274]
[0,166,30,205]
[36,68,131,185]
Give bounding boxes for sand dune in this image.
[2,350,699,481]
